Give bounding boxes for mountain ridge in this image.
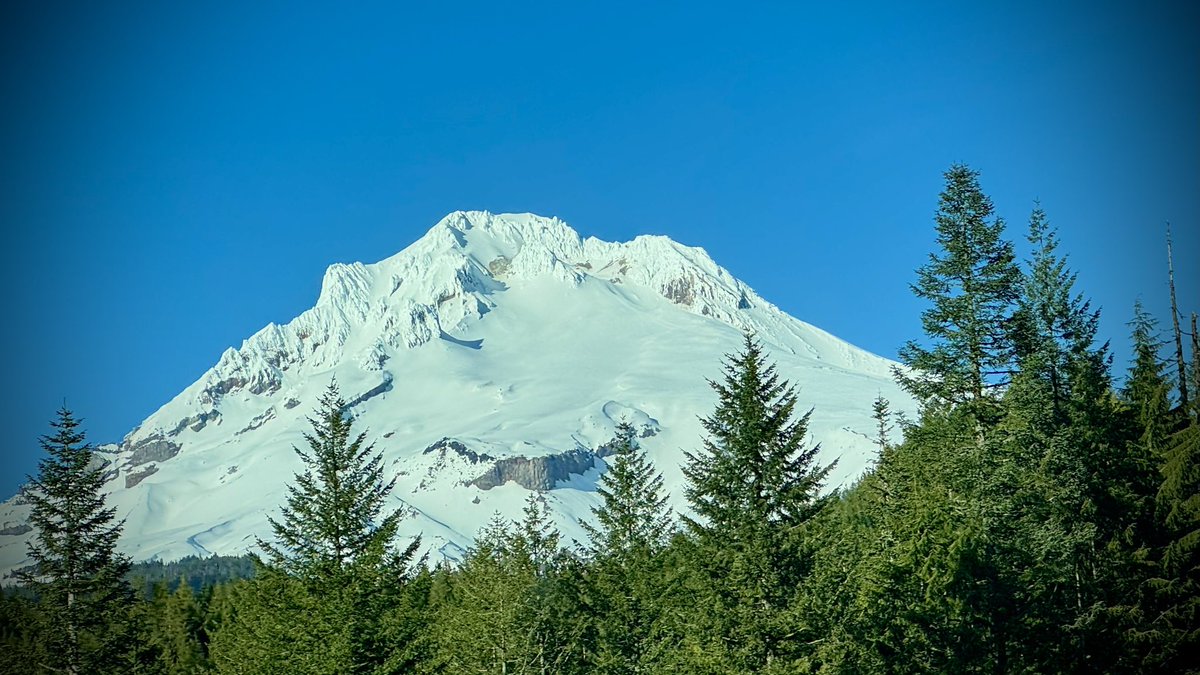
[1,211,913,574]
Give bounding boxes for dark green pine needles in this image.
[19,408,135,675]
[259,380,408,581]
[897,163,1022,412]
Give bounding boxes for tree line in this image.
[2,163,1197,673]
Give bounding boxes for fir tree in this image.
[1011,203,1103,422]
[515,492,560,579]
[0,590,50,675]
[579,423,674,673]
[581,423,672,561]
[1144,423,1200,672]
[871,394,893,451]
[684,333,832,535]
[138,579,207,673]
[680,333,833,671]
[1125,301,1173,457]
[429,507,583,675]
[897,163,1022,414]
[259,380,409,581]
[213,381,421,674]
[18,408,134,675]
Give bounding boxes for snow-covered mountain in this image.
[0,211,914,572]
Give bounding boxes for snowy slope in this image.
[0,211,914,572]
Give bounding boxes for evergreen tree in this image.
[259,380,409,581]
[137,579,207,673]
[581,423,672,560]
[1191,312,1199,421]
[212,381,421,674]
[1144,423,1200,673]
[579,423,674,673]
[428,514,529,674]
[428,505,583,675]
[897,163,1022,414]
[871,394,893,451]
[1011,203,1103,421]
[0,590,50,675]
[17,408,135,674]
[680,333,833,671]
[515,492,560,579]
[1125,301,1173,457]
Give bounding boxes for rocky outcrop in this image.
[0,524,31,536]
[346,374,394,409]
[125,465,159,488]
[169,410,219,436]
[470,447,597,491]
[237,408,276,435]
[125,437,181,468]
[422,438,495,464]
[662,276,697,306]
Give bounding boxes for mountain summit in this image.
[1,211,913,570]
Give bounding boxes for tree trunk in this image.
[1168,224,1189,411]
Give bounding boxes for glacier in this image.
[0,211,915,574]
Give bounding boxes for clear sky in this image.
[1,1,1197,497]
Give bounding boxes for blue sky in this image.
[1,1,1196,496]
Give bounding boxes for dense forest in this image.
[2,164,1197,674]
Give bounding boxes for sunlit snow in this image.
[0,211,915,575]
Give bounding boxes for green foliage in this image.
[0,590,50,675]
[679,332,833,671]
[897,163,1022,413]
[581,423,672,561]
[136,580,208,673]
[871,394,893,450]
[17,408,135,674]
[577,424,675,673]
[1125,301,1174,456]
[128,555,256,599]
[1141,423,1200,672]
[8,165,1190,674]
[260,380,408,582]
[211,381,422,673]
[428,500,586,674]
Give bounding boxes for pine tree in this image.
[680,333,833,671]
[260,380,409,581]
[17,408,134,675]
[138,578,207,673]
[871,394,893,451]
[429,514,528,674]
[1011,203,1103,422]
[213,381,421,674]
[1145,422,1200,672]
[515,492,560,579]
[581,423,672,561]
[897,163,1022,414]
[0,590,50,675]
[684,333,832,536]
[579,423,674,673]
[428,506,583,675]
[1125,301,1173,457]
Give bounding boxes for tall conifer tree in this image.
[260,380,411,580]
[681,333,832,670]
[897,164,1021,414]
[18,408,134,674]
[213,381,420,674]
[580,423,673,673]
[582,423,672,560]
[1126,302,1172,457]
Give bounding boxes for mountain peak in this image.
[1,211,912,572]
